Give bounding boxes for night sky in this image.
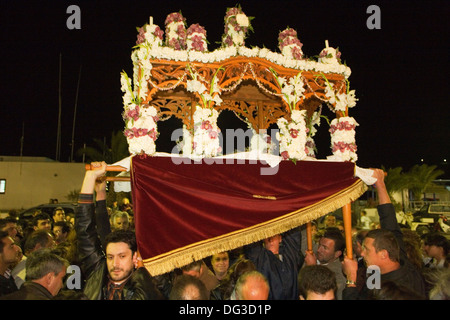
[1,0,449,176]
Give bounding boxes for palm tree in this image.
[77,130,129,163]
[382,166,409,198]
[77,130,131,207]
[406,164,444,201]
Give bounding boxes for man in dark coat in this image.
[0,230,20,297]
[245,227,302,300]
[76,161,164,300]
[342,168,427,300]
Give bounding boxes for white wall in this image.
[0,159,85,211]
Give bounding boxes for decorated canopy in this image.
[115,6,367,275]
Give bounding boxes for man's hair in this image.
[366,229,400,262]
[323,228,346,254]
[355,229,369,245]
[423,233,450,256]
[25,249,69,281]
[53,221,71,234]
[0,230,10,252]
[181,260,202,273]
[228,258,256,284]
[110,210,129,221]
[298,265,337,298]
[0,217,18,229]
[234,270,269,300]
[428,268,450,300]
[370,280,425,300]
[104,229,137,252]
[32,212,51,226]
[52,207,65,215]
[24,229,53,255]
[169,274,209,300]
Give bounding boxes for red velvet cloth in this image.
[130,155,361,267]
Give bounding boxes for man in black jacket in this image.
[0,230,20,297]
[342,169,427,299]
[76,161,164,300]
[245,227,302,300]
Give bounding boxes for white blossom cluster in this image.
[179,106,222,158]
[327,116,359,162]
[324,82,358,113]
[250,130,277,155]
[275,72,306,111]
[124,105,159,156]
[276,110,308,161]
[305,111,322,157]
[139,44,351,77]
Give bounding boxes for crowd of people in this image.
[1,162,449,300]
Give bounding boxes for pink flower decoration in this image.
[187,24,207,36]
[149,128,157,141]
[165,12,185,25]
[126,106,140,122]
[153,26,164,40]
[208,130,218,139]
[201,120,212,131]
[289,128,299,138]
[136,27,145,45]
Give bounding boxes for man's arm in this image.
[75,162,108,277]
[94,178,111,246]
[372,169,390,205]
[372,169,404,248]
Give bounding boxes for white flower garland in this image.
[250,130,276,155]
[305,110,322,158]
[322,73,359,162]
[278,28,304,60]
[327,116,358,162]
[165,12,187,50]
[222,6,253,47]
[121,68,159,156]
[276,110,308,161]
[272,70,306,111]
[179,106,222,157]
[140,44,351,77]
[123,105,159,156]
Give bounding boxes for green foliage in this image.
[407,164,444,200]
[77,130,129,164]
[66,189,80,202]
[382,164,444,200]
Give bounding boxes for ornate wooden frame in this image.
[144,56,347,131]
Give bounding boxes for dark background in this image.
[1,0,448,176]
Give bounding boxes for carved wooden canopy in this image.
[144,56,347,131]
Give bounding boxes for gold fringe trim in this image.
[143,179,367,276]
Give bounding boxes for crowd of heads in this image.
[1,196,450,301]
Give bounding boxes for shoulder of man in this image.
[124,267,165,300]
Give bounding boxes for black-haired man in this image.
[76,162,164,300]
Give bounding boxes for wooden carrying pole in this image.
[342,202,353,259]
[85,164,127,172]
[85,164,130,181]
[306,222,313,253]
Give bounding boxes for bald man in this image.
[234,271,270,300]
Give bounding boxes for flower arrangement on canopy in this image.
[119,5,359,164]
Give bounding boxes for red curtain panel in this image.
[130,155,366,276]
